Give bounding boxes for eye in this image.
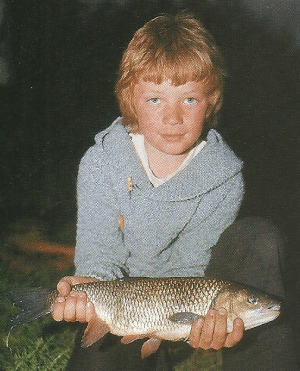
[247,296,258,305]
[149,97,160,104]
[184,97,197,104]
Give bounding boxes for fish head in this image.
[214,284,281,331]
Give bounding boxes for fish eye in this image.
[247,296,258,305]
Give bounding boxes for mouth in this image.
[160,134,185,142]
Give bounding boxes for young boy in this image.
[52,14,297,371]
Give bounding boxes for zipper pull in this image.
[127,176,133,192]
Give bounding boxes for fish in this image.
[9,277,281,358]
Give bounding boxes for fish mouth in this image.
[268,303,280,311]
[243,307,281,330]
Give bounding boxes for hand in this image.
[189,308,244,350]
[52,276,98,323]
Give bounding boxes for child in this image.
[52,14,297,371]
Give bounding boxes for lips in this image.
[160,134,185,142]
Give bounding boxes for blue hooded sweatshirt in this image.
[74,117,244,280]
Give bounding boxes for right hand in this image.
[52,276,98,323]
[189,308,244,350]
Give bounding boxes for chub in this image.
[9,277,281,358]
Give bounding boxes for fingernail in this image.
[197,316,204,324]
[57,296,65,303]
[87,302,94,310]
[236,318,244,327]
[57,281,65,290]
[70,291,76,296]
[209,309,216,317]
[219,308,227,316]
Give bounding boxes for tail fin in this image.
[8,287,57,329]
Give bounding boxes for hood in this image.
[94,117,243,202]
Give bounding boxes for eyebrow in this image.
[141,89,166,94]
[142,90,203,95]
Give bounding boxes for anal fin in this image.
[81,314,109,348]
[141,338,162,359]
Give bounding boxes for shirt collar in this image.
[96,117,243,201]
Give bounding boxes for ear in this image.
[205,90,219,118]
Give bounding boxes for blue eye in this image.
[149,98,160,104]
[184,97,197,104]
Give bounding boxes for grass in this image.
[1,320,77,371]
[0,220,77,371]
[0,220,222,371]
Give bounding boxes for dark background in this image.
[0,0,299,360]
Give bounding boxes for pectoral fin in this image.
[169,312,200,325]
[141,338,162,359]
[81,314,109,347]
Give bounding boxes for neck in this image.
[144,142,188,178]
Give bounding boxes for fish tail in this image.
[8,287,57,330]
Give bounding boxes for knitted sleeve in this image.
[74,144,129,280]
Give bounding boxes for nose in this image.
[163,104,183,125]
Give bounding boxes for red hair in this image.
[115,13,225,132]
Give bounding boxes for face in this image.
[133,79,210,157]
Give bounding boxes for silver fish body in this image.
[71,277,280,336]
[10,277,280,357]
[73,277,225,343]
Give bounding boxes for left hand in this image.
[189,308,244,350]
[52,276,97,323]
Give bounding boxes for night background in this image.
[0,0,299,368]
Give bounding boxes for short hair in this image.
[115,13,225,132]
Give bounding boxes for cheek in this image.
[187,118,205,138]
[136,109,161,134]
[136,105,155,124]
[190,108,208,133]
[186,104,207,120]
[196,106,209,120]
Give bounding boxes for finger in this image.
[210,308,228,350]
[198,309,216,350]
[57,280,71,297]
[86,301,96,322]
[75,292,87,323]
[224,318,244,348]
[63,295,77,322]
[189,317,204,348]
[57,276,99,297]
[52,297,65,322]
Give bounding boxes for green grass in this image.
[0,230,77,371]
[0,227,222,371]
[1,319,77,371]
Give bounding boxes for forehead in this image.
[133,79,208,96]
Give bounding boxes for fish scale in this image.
[71,277,227,336]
